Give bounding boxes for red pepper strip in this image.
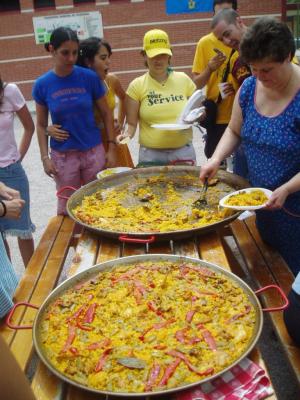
[69,347,79,355]
[133,280,148,295]
[193,287,218,297]
[175,328,188,344]
[167,350,214,377]
[158,358,181,387]
[145,362,161,391]
[110,267,141,284]
[139,318,175,341]
[197,324,217,351]
[66,305,86,322]
[95,348,112,373]
[186,309,196,323]
[83,303,98,324]
[76,321,93,331]
[147,301,163,317]
[133,286,142,305]
[226,304,251,323]
[61,324,76,353]
[87,338,112,350]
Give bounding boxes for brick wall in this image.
[0,0,281,99]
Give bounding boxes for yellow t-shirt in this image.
[192,32,239,124]
[126,71,196,149]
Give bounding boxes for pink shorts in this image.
[51,143,105,215]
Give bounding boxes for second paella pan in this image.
[64,166,248,240]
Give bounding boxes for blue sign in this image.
[166,0,214,14]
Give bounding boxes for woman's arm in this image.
[95,96,117,167]
[110,73,126,127]
[200,89,243,182]
[17,104,34,161]
[116,95,139,144]
[35,103,57,177]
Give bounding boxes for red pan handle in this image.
[5,302,39,330]
[118,235,156,244]
[255,285,289,312]
[56,186,78,200]
[169,159,195,166]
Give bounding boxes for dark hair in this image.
[213,0,237,12]
[240,17,295,64]
[77,37,112,67]
[211,8,239,29]
[44,27,79,52]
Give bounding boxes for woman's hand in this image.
[46,125,69,142]
[105,147,117,168]
[42,157,58,178]
[2,198,25,219]
[116,130,131,144]
[0,182,20,200]
[265,186,290,210]
[199,158,221,183]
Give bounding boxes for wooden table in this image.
[0,216,276,399]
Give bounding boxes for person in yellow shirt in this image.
[117,29,196,166]
[192,0,238,159]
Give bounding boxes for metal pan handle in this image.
[169,159,195,166]
[56,186,78,200]
[5,302,39,330]
[255,284,289,312]
[118,235,156,244]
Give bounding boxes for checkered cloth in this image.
[175,357,273,400]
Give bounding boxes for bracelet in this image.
[0,200,7,218]
[41,155,50,161]
[45,128,49,136]
[107,140,117,145]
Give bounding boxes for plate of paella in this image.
[219,187,273,211]
[97,167,132,179]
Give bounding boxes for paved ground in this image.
[7,112,300,400]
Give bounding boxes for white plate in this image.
[151,123,192,131]
[219,187,273,210]
[97,167,132,179]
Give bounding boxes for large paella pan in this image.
[28,254,287,397]
[64,166,249,240]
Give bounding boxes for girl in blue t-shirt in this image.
[32,27,116,215]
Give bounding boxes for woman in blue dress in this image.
[200,17,300,276]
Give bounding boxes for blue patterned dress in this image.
[239,76,300,275]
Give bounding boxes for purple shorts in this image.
[51,143,105,215]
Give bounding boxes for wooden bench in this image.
[1,215,280,400]
[229,215,300,389]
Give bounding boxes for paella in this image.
[72,175,234,233]
[40,259,256,393]
[224,189,268,207]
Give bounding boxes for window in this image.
[0,0,20,12]
[34,0,55,8]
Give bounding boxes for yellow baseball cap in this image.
[143,29,172,58]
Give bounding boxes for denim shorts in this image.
[51,143,106,215]
[0,161,35,238]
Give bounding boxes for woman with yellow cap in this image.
[117,29,197,166]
